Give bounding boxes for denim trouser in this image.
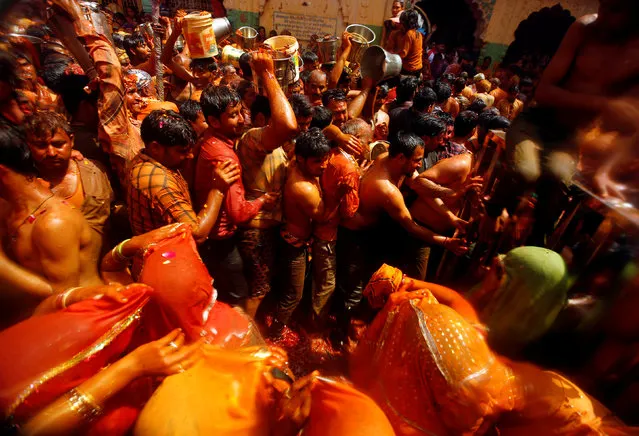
[311,239,337,322]
[274,237,308,325]
[200,236,249,305]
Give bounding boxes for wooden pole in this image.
[152,0,164,101]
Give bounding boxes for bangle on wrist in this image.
[57,286,82,310]
[67,388,103,422]
[112,239,132,263]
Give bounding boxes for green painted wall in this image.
[480,41,507,64]
[227,9,260,31]
[367,24,383,46]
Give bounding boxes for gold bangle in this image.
[59,287,81,309]
[67,388,103,422]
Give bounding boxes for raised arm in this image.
[160,17,196,84]
[251,53,298,151]
[328,32,352,89]
[347,77,374,120]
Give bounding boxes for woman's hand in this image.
[125,329,204,378]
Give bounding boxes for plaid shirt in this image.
[127,152,197,235]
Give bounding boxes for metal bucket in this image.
[237,26,257,49]
[316,36,339,64]
[345,24,375,64]
[221,44,245,68]
[212,17,232,42]
[79,1,113,44]
[361,45,403,81]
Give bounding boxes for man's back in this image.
[282,164,320,242]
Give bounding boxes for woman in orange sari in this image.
[351,264,633,435]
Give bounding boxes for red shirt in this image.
[194,130,263,239]
[314,149,360,241]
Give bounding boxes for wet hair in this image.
[40,60,98,115]
[251,95,271,121]
[400,9,420,30]
[396,76,420,103]
[311,105,333,129]
[0,126,36,176]
[342,118,372,140]
[508,84,520,95]
[238,53,252,79]
[200,85,241,120]
[302,51,319,67]
[112,32,126,49]
[219,63,236,76]
[489,115,511,130]
[179,100,203,123]
[435,111,454,127]
[432,81,452,104]
[123,33,147,57]
[295,127,331,158]
[377,83,390,101]
[442,73,455,83]
[26,25,52,40]
[413,87,437,112]
[114,12,126,23]
[454,110,479,137]
[412,114,445,138]
[322,88,347,107]
[140,110,196,148]
[300,69,312,85]
[289,94,313,119]
[191,57,218,73]
[237,79,255,99]
[520,77,534,88]
[477,110,498,130]
[24,110,73,140]
[453,77,467,94]
[0,51,18,88]
[389,131,424,158]
[468,98,487,114]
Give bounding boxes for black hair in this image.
[389,131,424,158]
[25,25,51,40]
[302,51,319,66]
[452,77,467,94]
[400,9,420,31]
[413,87,437,112]
[322,88,347,107]
[520,77,534,88]
[251,95,271,121]
[377,83,390,100]
[112,32,126,49]
[39,60,99,115]
[239,53,252,79]
[432,80,452,104]
[295,127,331,158]
[468,98,487,114]
[412,114,445,138]
[289,94,313,119]
[179,100,203,123]
[311,106,333,130]
[0,51,18,88]
[488,115,511,130]
[190,57,218,73]
[477,110,498,130]
[508,84,520,94]
[123,33,146,57]
[114,12,126,23]
[442,73,455,83]
[0,126,36,176]
[454,110,478,137]
[25,110,73,140]
[200,85,241,120]
[435,111,454,127]
[300,70,312,85]
[396,76,419,103]
[236,79,255,99]
[141,110,196,148]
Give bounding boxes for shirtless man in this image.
[271,128,331,336]
[485,0,639,244]
[337,132,466,317]
[307,70,328,106]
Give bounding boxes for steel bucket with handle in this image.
[316,36,339,64]
[345,24,375,64]
[361,45,403,82]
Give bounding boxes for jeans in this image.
[336,227,370,311]
[274,237,308,325]
[200,236,248,305]
[311,239,337,322]
[237,227,278,298]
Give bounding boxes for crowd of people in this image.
[0,0,638,434]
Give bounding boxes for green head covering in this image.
[480,246,568,355]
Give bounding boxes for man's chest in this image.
[572,40,639,94]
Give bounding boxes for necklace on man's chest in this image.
[9,194,55,242]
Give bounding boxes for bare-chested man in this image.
[307,70,328,106]
[486,0,639,244]
[336,132,467,319]
[271,128,331,336]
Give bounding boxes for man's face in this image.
[27,128,73,171]
[297,115,313,134]
[308,76,328,104]
[422,133,445,151]
[16,91,36,117]
[242,84,258,107]
[125,87,144,116]
[445,125,454,141]
[133,43,151,62]
[192,67,214,88]
[375,121,388,140]
[391,1,404,17]
[328,100,348,128]
[161,144,194,169]
[402,146,424,175]
[216,102,245,139]
[299,155,328,177]
[191,112,209,137]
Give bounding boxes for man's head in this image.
[288,80,303,97]
[436,112,454,142]
[295,127,331,177]
[432,81,452,105]
[413,87,437,113]
[412,114,446,151]
[289,94,314,133]
[481,56,492,69]
[341,118,373,150]
[322,89,348,128]
[468,98,487,114]
[141,110,197,169]
[237,79,258,108]
[191,58,219,88]
[311,105,333,130]
[375,83,391,112]
[124,72,144,117]
[302,51,320,72]
[307,70,328,105]
[250,95,271,128]
[389,131,425,175]
[200,85,244,139]
[477,79,492,94]
[24,111,74,173]
[507,85,520,103]
[179,100,208,137]
[123,33,151,63]
[0,127,36,184]
[400,9,420,31]
[452,77,467,95]
[454,110,479,140]
[396,76,420,103]
[391,0,404,17]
